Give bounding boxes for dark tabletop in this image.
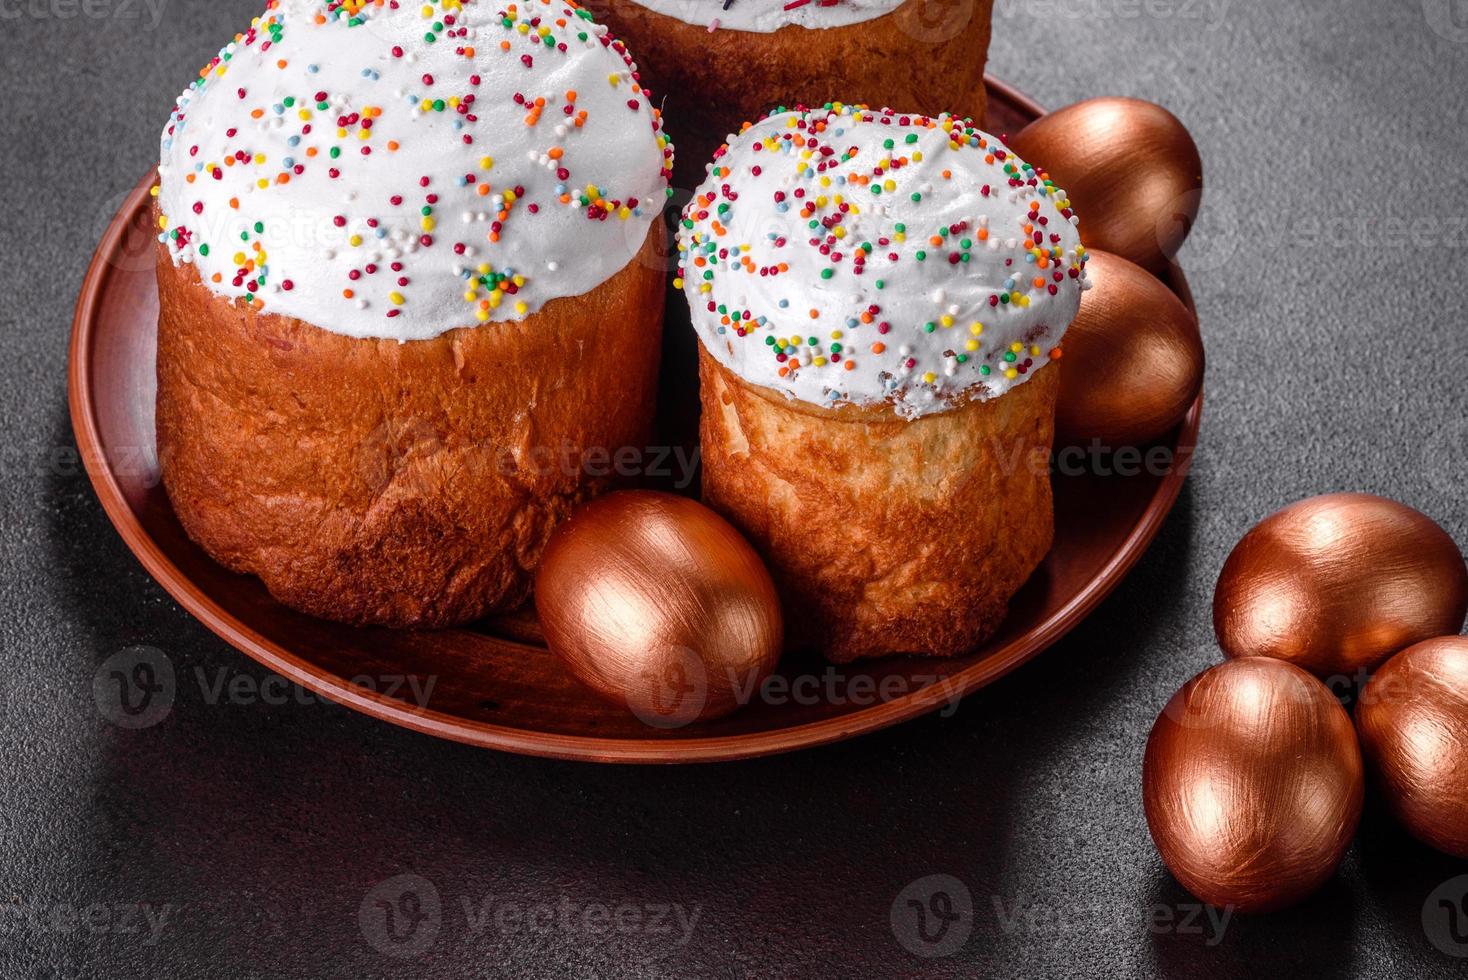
[4,1,1468,977]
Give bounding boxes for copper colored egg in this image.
[1143,658,1364,913]
[1007,97,1203,274]
[535,491,783,727]
[1214,493,1468,679]
[1054,249,1204,446]
[1356,636,1468,857]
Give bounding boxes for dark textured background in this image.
[4,0,1468,976]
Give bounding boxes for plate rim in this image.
[68,76,1202,764]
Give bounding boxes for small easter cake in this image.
[678,104,1088,661]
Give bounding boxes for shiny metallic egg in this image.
[1214,493,1468,678]
[1054,249,1204,446]
[535,491,783,727]
[1357,636,1468,858]
[1144,657,1363,913]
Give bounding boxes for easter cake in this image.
[153,0,674,627]
[678,105,1088,660]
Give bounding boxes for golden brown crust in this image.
[698,347,1057,662]
[155,219,665,628]
[595,0,993,184]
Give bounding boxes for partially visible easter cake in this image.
[596,0,993,180]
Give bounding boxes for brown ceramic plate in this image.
[69,78,1201,763]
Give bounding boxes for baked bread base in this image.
[155,219,665,628]
[597,0,994,185]
[698,347,1057,662]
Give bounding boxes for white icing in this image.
[625,0,904,32]
[677,106,1087,419]
[157,0,673,341]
